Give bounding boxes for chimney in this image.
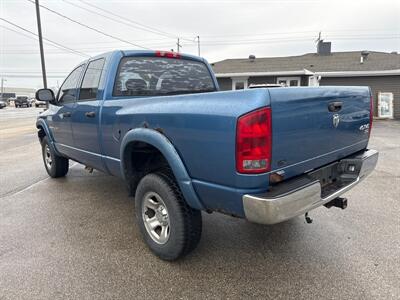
[248,54,256,62]
[317,40,331,55]
[360,50,370,64]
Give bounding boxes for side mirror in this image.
[36,89,55,102]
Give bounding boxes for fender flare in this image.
[36,119,62,156]
[120,128,204,210]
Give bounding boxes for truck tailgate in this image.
[269,86,371,179]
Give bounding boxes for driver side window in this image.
[57,65,84,104]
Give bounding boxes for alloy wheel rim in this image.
[142,192,170,244]
[44,145,52,169]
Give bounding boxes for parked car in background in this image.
[35,50,378,261]
[28,98,36,107]
[15,96,30,108]
[35,98,47,107]
[8,97,16,106]
[0,100,7,109]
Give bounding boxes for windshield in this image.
[113,57,216,97]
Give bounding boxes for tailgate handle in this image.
[328,101,343,112]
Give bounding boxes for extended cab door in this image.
[70,58,106,170]
[50,65,84,149]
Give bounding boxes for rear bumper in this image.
[243,149,378,225]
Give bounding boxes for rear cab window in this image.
[113,56,216,97]
[78,58,105,101]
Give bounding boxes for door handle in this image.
[328,101,343,112]
[61,112,71,118]
[85,111,96,118]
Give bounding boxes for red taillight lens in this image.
[155,50,181,59]
[369,95,373,137]
[236,107,272,174]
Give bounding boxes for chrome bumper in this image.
[243,149,378,225]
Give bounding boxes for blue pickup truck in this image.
[36,50,378,260]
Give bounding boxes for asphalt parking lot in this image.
[0,106,399,299]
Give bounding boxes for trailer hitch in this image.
[324,197,348,210]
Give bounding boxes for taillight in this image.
[155,50,181,59]
[369,95,373,137]
[236,107,272,174]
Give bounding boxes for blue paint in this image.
[37,50,372,217]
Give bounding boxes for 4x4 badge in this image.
[333,114,340,128]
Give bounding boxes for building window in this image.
[235,81,245,90]
[277,77,301,87]
[232,77,248,90]
[308,75,320,87]
[378,92,394,119]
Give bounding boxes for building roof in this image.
[211,51,400,77]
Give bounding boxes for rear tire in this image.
[41,136,69,178]
[135,172,202,261]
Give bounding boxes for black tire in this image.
[135,172,202,261]
[41,136,69,178]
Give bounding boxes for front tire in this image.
[135,172,202,261]
[41,136,69,178]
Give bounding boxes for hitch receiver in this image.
[324,197,348,209]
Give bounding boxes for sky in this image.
[1,0,399,89]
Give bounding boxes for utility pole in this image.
[315,31,322,43]
[0,78,6,99]
[176,38,182,53]
[196,36,200,56]
[35,0,47,90]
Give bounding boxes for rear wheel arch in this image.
[120,128,204,210]
[37,125,46,143]
[122,140,170,194]
[36,120,61,157]
[36,120,51,141]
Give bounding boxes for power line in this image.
[26,0,152,50]
[0,23,88,57]
[1,71,69,73]
[188,29,400,40]
[62,0,176,41]
[2,22,397,53]
[0,20,90,57]
[197,34,400,44]
[3,38,173,47]
[184,35,399,46]
[195,30,317,39]
[77,0,193,42]
[0,74,67,78]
